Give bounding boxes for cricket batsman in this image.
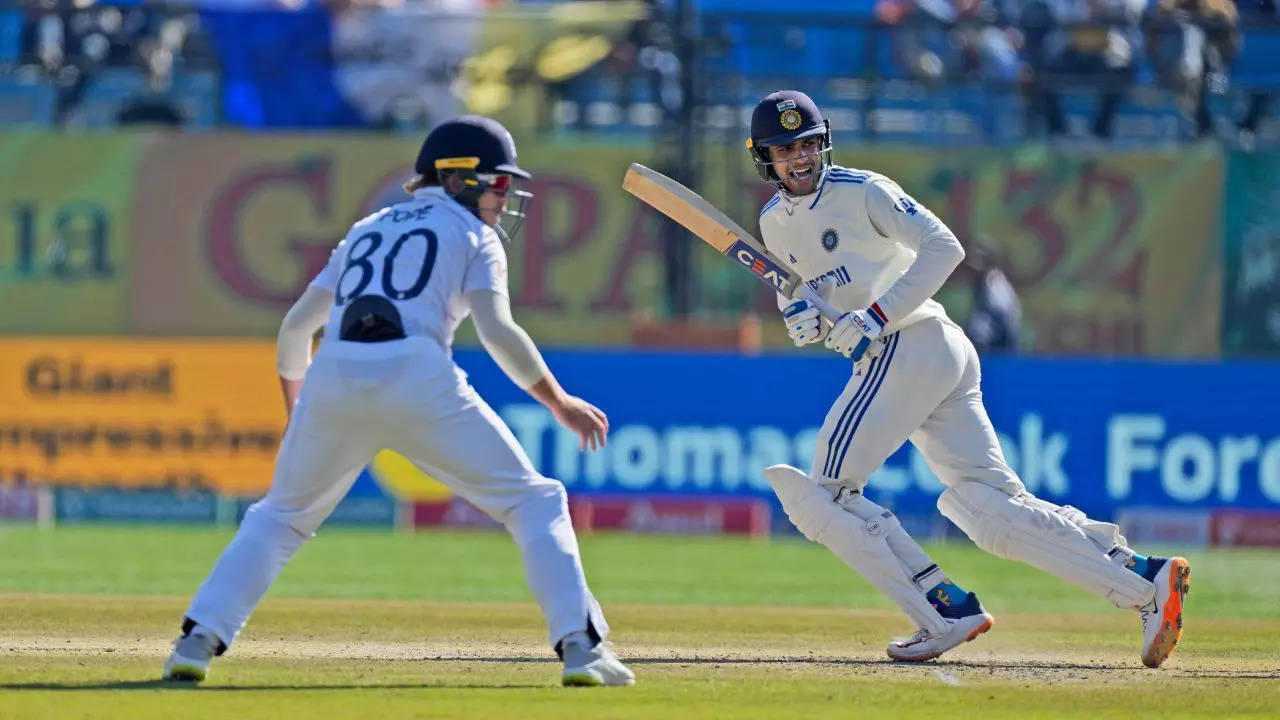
[163,115,634,687]
[748,90,1190,667]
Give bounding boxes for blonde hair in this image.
[402,174,432,194]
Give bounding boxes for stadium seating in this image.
[66,67,150,129]
[169,70,219,128]
[0,78,57,126]
[0,3,1273,146]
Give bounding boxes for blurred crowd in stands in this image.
[2,0,211,126]
[0,0,1276,146]
[873,0,1278,144]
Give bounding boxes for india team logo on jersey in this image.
[821,228,839,251]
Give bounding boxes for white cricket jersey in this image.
[758,165,965,333]
[309,187,507,360]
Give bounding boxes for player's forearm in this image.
[276,285,332,380]
[874,228,965,324]
[468,289,552,390]
[479,321,552,390]
[279,375,304,420]
[525,373,571,411]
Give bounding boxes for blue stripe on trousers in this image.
[821,350,886,477]
[821,334,895,478]
[831,332,900,478]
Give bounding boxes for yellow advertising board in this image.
[827,145,1224,356]
[127,135,665,346]
[0,133,146,334]
[0,131,1224,355]
[0,337,456,499]
[123,134,1225,355]
[0,337,283,493]
[127,135,670,345]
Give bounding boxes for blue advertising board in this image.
[444,349,1280,521]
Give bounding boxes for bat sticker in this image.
[728,239,792,292]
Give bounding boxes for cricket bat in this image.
[621,163,841,320]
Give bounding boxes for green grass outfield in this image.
[1,524,1277,719]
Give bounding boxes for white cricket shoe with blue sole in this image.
[560,633,635,687]
[886,592,995,662]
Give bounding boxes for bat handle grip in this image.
[797,284,844,322]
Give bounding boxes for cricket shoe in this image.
[162,626,221,682]
[560,632,635,687]
[886,592,994,662]
[1139,556,1191,669]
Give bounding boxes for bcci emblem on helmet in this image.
[821,228,839,251]
[747,90,833,192]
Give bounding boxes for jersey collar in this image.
[806,164,836,210]
[776,164,830,214]
[412,187,450,200]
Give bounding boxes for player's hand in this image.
[825,308,884,360]
[782,300,827,346]
[854,337,887,372]
[550,395,609,451]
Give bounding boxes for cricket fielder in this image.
[748,90,1190,667]
[163,116,634,687]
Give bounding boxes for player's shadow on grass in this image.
[623,657,1279,678]
[0,680,545,691]
[347,655,1280,678]
[622,656,1133,671]
[420,656,1135,670]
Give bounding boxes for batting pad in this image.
[765,465,948,636]
[1018,494,1131,559]
[938,482,1154,610]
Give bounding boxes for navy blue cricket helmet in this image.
[746,90,831,190]
[413,115,532,241]
[415,115,531,181]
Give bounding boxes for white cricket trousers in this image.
[814,316,1023,495]
[810,317,1148,609]
[185,339,608,649]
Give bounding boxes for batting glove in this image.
[781,299,828,346]
[825,306,886,361]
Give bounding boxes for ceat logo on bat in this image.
[728,239,790,291]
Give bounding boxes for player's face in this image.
[475,174,512,227]
[768,136,824,195]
